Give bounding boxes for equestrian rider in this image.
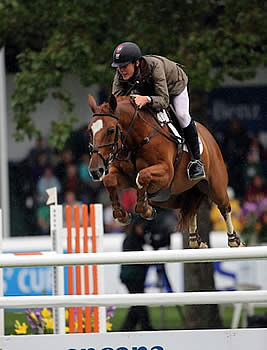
[111,42,206,181]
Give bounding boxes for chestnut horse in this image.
[87,94,244,248]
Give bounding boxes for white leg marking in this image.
[136,173,143,189]
[226,211,234,234]
[189,214,197,233]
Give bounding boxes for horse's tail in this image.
[178,187,207,232]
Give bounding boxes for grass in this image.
[4,305,267,335]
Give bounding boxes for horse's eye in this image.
[107,128,115,136]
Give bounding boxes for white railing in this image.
[1,290,267,309]
[0,246,267,268]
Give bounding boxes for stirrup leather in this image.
[187,159,206,181]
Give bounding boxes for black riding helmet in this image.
[111,42,142,68]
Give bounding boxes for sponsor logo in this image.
[116,45,123,54]
[67,346,164,350]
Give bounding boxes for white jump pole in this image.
[0,290,267,309]
[0,246,267,268]
[93,203,106,333]
[0,209,4,336]
[50,205,65,334]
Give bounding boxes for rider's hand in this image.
[131,95,150,109]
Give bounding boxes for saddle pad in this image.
[157,110,204,155]
[182,137,204,155]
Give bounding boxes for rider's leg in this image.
[172,87,206,181]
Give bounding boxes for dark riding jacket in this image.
[112,55,188,111]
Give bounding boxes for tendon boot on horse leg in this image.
[135,173,156,220]
[219,205,245,247]
[182,120,206,181]
[188,214,208,249]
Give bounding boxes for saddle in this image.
[155,105,184,143]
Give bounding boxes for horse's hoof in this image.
[189,241,200,249]
[200,242,209,249]
[228,232,246,248]
[115,212,132,226]
[141,207,157,221]
[229,241,246,248]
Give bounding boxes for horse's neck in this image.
[119,108,147,148]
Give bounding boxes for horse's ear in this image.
[109,94,117,112]
[88,94,98,113]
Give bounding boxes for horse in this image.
[87,94,245,249]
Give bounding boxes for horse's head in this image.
[87,94,120,181]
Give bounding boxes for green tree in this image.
[1,0,267,147]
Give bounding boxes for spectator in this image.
[120,208,177,331]
[241,176,267,244]
[62,163,80,195]
[242,151,264,190]
[247,133,265,164]
[54,148,74,182]
[31,151,50,185]
[63,191,83,226]
[120,216,153,331]
[244,175,267,204]
[36,204,50,235]
[36,167,62,204]
[222,119,248,198]
[27,137,52,169]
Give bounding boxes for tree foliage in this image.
[1,0,267,147]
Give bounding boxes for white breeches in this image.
[172,86,192,128]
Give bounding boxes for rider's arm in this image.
[149,60,170,110]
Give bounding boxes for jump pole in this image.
[0,209,3,336]
[1,246,267,268]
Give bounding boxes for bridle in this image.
[88,113,122,174]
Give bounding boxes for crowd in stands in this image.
[210,119,267,244]
[9,118,267,244]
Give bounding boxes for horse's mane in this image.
[99,96,131,112]
[98,96,155,123]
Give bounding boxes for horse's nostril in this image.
[90,167,105,181]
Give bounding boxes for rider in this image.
[111,41,205,181]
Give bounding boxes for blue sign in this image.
[3,266,69,297]
[208,86,267,133]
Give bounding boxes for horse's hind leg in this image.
[219,204,245,247]
[188,214,209,249]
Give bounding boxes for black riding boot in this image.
[182,120,206,181]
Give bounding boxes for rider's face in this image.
[119,62,135,80]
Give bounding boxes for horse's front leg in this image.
[103,169,132,225]
[135,163,173,219]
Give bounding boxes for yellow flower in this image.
[44,318,54,330]
[41,308,51,319]
[65,326,70,333]
[65,309,69,320]
[30,312,38,322]
[14,320,28,335]
[106,321,112,332]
